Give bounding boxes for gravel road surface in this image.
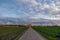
[19,27,47,40]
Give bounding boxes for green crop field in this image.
[33,26,60,40]
[0,26,28,40]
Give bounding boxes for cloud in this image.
[11,0,60,20]
[0,0,60,25]
[15,0,38,5]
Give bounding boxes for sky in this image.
[0,0,60,25]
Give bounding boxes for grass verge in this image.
[0,26,28,40]
[32,26,60,40]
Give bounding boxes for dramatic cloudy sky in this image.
[0,0,60,25]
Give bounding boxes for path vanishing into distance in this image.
[19,27,47,40]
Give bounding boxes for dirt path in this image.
[18,27,47,40]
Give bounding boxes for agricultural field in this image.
[32,26,60,40]
[0,25,28,40]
